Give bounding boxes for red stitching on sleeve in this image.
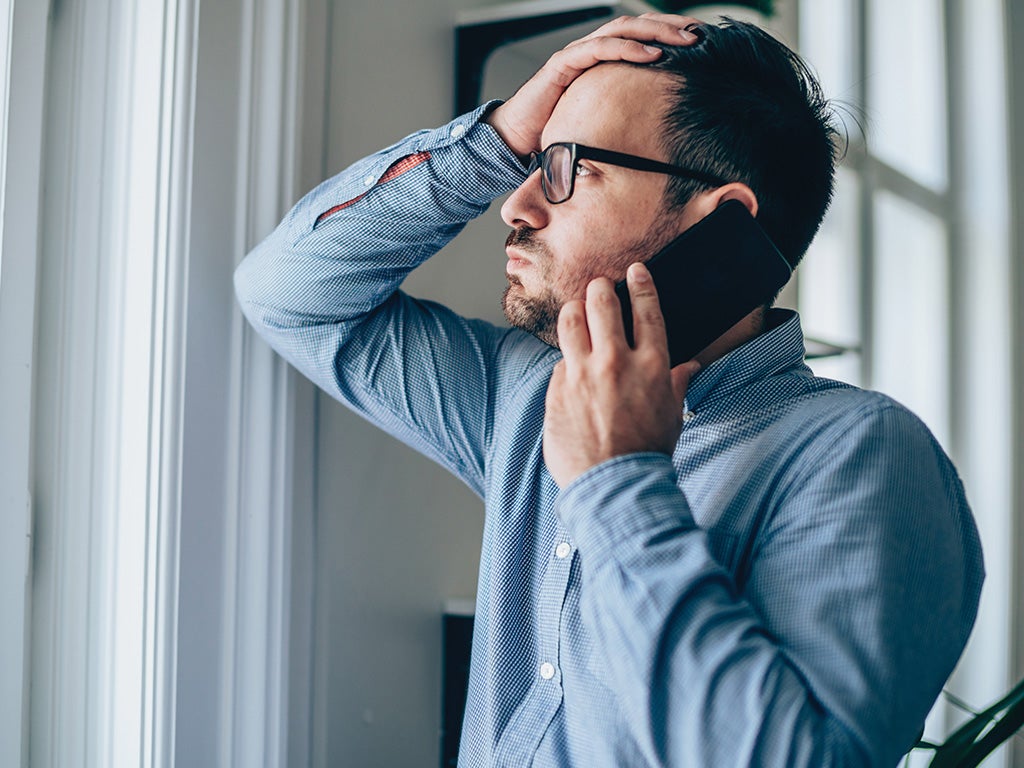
[314,151,432,228]
[314,195,365,224]
[378,151,431,183]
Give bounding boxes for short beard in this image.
[501,279,561,346]
[501,220,672,348]
[501,226,563,346]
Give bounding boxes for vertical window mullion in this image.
[942,0,965,466]
[855,0,874,388]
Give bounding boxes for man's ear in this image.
[677,182,759,228]
[710,182,758,217]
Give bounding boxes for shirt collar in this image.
[682,309,810,413]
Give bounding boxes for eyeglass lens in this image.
[544,144,572,202]
[528,145,573,203]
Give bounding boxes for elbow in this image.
[233,255,262,334]
[233,252,256,313]
[233,238,276,330]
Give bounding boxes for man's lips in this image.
[505,247,532,270]
[505,228,545,261]
[505,228,550,279]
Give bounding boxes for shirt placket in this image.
[494,522,577,766]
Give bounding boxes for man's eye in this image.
[575,162,593,177]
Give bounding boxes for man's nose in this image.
[500,170,550,230]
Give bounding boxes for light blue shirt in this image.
[234,103,984,767]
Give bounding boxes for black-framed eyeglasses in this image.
[526,142,729,205]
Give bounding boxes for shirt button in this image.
[555,542,571,559]
[539,662,556,680]
[682,411,696,423]
[450,123,466,138]
[362,174,375,187]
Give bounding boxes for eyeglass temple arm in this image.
[580,146,729,187]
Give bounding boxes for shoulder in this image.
[771,381,968,512]
[741,368,937,440]
[793,383,943,453]
[720,370,965,502]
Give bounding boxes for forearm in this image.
[557,455,885,767]
[231,104,529,488]
[233,101,524,368]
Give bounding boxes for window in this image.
[3,1,318,765]
[798,0,1014,762]
[0,0,47,762]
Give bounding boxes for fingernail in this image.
[630,263,650,281]
[643,45,660,54]
[683,23,705,41]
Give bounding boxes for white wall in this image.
[313,1,521,765]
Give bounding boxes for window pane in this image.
[799,168,861,384]
[867,0,948,189]
[799,168,860,345]
[808,352,862,387]
[799,0,858,105]
[871,191,949,447]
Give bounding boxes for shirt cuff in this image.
[554,453,700,569]
[427,100,528,198]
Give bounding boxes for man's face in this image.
[500,64,702,346]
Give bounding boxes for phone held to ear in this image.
[615,199,793,367]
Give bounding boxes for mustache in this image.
[505,227,547,256]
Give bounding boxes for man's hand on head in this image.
[486,14,701,161]
[542,263,701,488]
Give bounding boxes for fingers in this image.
[557,299,591,360]
[552,14,701,82]
[544,37,662,89]
[560,267,672,368]
[576,14,701,46]
[625,263,669,360]
[557,278,627,362]
[584,278,626,349]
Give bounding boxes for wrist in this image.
[483,103,532,164]
[555,453,695,566]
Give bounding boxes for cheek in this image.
[548,253,598,302]
[546,198,664,295]
[554,234,648,296]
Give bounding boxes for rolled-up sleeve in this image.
[233,104,537,493]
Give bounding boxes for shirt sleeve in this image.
[233,103,541,496]
[554,401,984,767]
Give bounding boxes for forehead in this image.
[540,64,673,157]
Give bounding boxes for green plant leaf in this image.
[927,677,1024,768]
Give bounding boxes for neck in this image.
[693,306,767,368]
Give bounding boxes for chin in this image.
[501,285,560,347]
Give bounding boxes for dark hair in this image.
[645,19,840,267]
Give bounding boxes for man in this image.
[235,14,983,767]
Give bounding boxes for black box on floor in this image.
[440,601,475,768]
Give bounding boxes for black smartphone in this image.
[615,199,792,367]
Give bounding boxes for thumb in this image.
[670,360,701,407]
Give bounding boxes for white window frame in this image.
[1,0,323,765]
[794,0,1018,763]
[0,1,48,765]
[1007,0,1024,762]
